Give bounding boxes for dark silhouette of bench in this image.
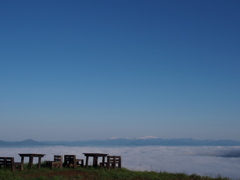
[100,156,121,169]
[63,155,84,168]
[46,155,63,169]
[0,157,23,172]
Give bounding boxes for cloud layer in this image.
[1,146,240,179]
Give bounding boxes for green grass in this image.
[0,164,231,180]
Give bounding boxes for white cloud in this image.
[136,136,158,139]
[1,146,240,179]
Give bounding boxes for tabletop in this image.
[18,153,45,157]
[83,153,108,156]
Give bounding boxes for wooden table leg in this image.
[29,156,33,169]
[102,156,106,167]
[85,156,89,167]
[21,156,24,165]
[93,156,98,167]
[38,157,41,169]
[4,157,7,168]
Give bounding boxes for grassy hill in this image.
[0,164,230,180]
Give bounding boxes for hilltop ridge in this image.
[1,137,240,147]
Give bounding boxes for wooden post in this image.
[85,156,89,167]
[29,156,33,168]
[38,156,41,169]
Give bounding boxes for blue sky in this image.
[1,0,240,141]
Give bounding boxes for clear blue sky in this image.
[1,0,239,141]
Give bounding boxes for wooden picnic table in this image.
[83,153,108,167]
[18,153,45,169]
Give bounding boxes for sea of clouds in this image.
[0,146,240,179]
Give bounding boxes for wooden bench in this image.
[63,155,84,168]
[0,157,23,172]
[76,158,84,167]
[46,155,63,169]
[100,156,121,169]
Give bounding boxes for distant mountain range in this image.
[1,138,240,147]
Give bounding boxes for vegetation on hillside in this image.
[0,163,230,180]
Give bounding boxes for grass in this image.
[0,163,231,180]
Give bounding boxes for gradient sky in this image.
[1,0,240,141]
